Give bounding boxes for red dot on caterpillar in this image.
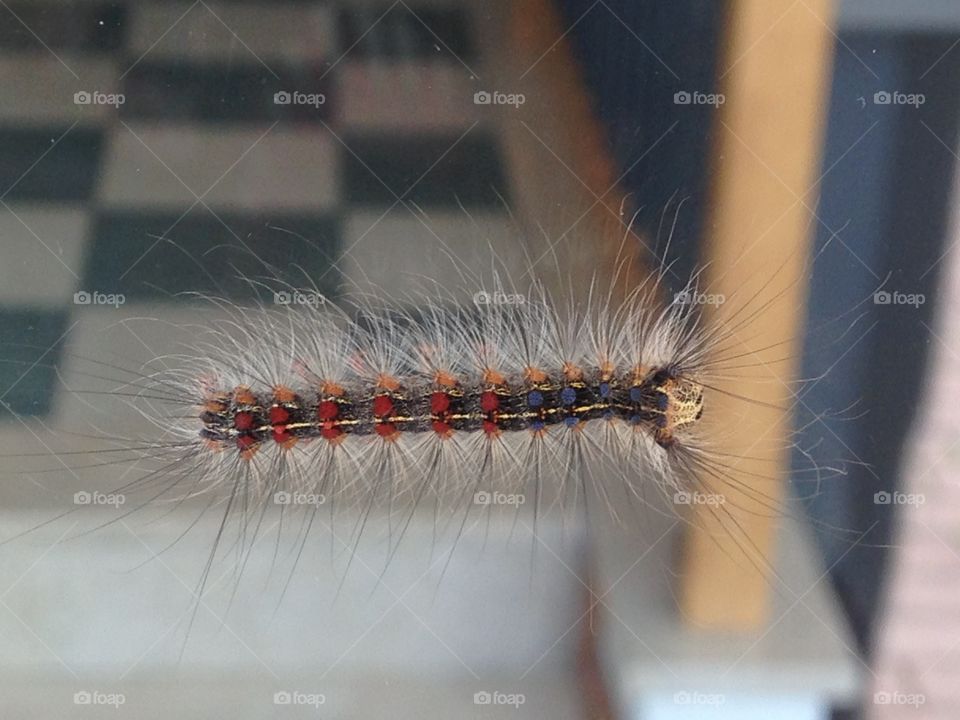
[233,411,255,431]
[268,401,296,448]
[479,391,499,413]
[273,430,297,449]
[430,392,451,414]
[317,400,339,420]
[375,423,399,440]
[320,422,344,443]
[482,419,501,437]
[432,420,453,438]
[268,406,290,425]
[236,434,259,459]
[372,395,394,417]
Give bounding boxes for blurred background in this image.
[0,0,959,718]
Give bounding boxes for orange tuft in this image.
[562,362,583,381]
[599,360,615,380]
[524,366,548,383]
[273,385,297,403]
[483,368,506,385]
[203,398,227,413]
[320,381,345,397]
[434,370,458,388]
[631,364,649,384]
[233,386,256,405]
[376,374,401,391]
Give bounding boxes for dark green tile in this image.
[340,4,474,60]
[121,62,333,123]
[0,309,69,419]
[0,128,104,202]
[0,2,127,53]
[342,133,508,208]
[83,210,342,302]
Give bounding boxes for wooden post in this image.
[679,0,837,629]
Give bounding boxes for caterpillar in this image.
[183,272,708,500]
[2,236,829,614]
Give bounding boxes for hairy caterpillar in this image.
[2,234,830,622]
[186,274,706,498]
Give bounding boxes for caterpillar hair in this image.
[0,233,853,614]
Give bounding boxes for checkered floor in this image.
[0,0,516,420]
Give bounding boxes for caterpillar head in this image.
[653,374,704,448]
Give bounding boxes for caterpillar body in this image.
[198,306,704,460]
[204,365,703,457]
[96,268,722,527]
